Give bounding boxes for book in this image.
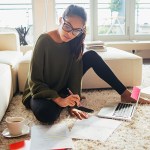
[85,41,104,46]
[141,87,150,99]
[9,140,68,150]
[85,41,107,52]
[9,140,30,150]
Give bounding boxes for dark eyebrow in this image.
[63,18,83,30]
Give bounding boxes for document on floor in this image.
[30,123,74,150]
[69,116,122,142]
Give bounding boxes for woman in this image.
[22,5,150,124]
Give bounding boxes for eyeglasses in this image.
[62,17,84,36]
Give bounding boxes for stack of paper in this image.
[85,41,104,46]
[30,124,74,150]
[29,117,122,149]
[70,116,122,142]
[85,41,106,52]
[141,86,150,99]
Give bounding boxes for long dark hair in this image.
[62,5,87,60]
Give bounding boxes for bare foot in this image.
[121,89,150,104]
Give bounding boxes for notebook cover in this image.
[9,140,30,150]
[9,140,69,150]
[131,86,141,101]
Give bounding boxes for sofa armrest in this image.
[0,32,20,51]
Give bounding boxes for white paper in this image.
[141,86,150,98]
[70,116,122,142]
[30,124,74,150]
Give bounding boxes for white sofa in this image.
[0,64,12,121]
[0,32,23,121]
[18,47,142,92]
[0,32,23,93]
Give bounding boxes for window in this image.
[95,0,126,41]
[55,0,150,41]
[0,0,33,45]
[97,0,125,36]
[135,0,150,34]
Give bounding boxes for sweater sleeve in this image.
[28,35,59,99]
[67,58,83,97]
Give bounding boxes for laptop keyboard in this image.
[113,103,135,118]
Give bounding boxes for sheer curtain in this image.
[32,0,55,43]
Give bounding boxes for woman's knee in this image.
[30,98,63,124]
[34,107,61,124]
[83,50,102,60]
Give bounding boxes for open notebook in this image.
[98,87,141,121]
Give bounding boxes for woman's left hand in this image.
[69,108,88,120]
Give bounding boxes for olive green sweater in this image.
[22,34,83,108]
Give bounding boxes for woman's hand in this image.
[69,108,88,120]
[53,94,80,107]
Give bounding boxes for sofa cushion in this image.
[18,50,32,92]
[0,51,23,67]
[97,47,141,60]
[0,32,20,51]
[0,64,13,121]
[0,51,23,93]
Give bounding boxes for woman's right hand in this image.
[53,94,80,107]
[69,108,88,120]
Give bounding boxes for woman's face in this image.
[58,16,85,42]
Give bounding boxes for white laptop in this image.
[97,87,141,121]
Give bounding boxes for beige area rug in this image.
[0,64,150,150]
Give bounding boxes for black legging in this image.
[30,50,126,124]
[82,50,126,94]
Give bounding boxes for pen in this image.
[67,89,92,114]
[67,88,79,107]
[67,88,73,95]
